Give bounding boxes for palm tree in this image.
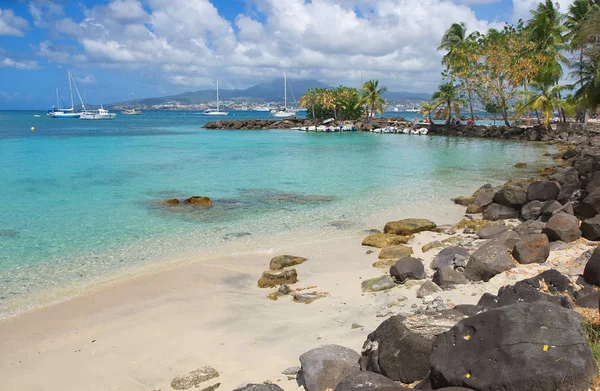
[418,101,434,123]
[438,22,467,69]
[527,0,568,86]
[357,80,387,118]
[431,83,465,125]
[516,83,576,129]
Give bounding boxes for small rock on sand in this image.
[171,366,219,390]
[258,269,298,288]
[362,275,396,292]
[269,255,307,270]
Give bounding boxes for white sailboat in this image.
[47,71,80,118]
[203,81,228,116]
[122,93,142,115]
[272,74,295,118]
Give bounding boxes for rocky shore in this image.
[203,117,413,131]
[208,130,600,391]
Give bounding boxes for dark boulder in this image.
[581,215,600,241]
[431,247,470,270]
[579,188,600,219]
[334,371,408,391]
[432,267,469,290]
[464,243,516,282]
[539,200,562,221]
[526,181,561,202]
[549,168,580,186]
[512,234,550,264]
[574,155,595,176]
[583,246,600,286]
[557,182,583,204]
[482,203,519,221]
[466,193,493,214]
[493,185,527,209]
[429,302,598,391]
[520,200,545,221]
[235,385,284,391]
[298,345,360,391]
[576,291,600,309]
[542,213,582,242]
[453,304,486,317]
[360,311,466,384]
[586,171,600,193]
[390,257,426,283]
[488,230,522,251]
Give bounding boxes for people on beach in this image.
[467,118,475,126]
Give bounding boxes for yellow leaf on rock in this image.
[543,345,549,351]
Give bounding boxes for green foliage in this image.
[582,318,600,366]
[357,80,387,118]
[299,86,363,121]
[431,82,466,125]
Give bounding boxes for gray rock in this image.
[576,291,600,309]
[488,229,522,251]
[429,302,597,391]
[362,275,397,292]
[278,284,291,295]
[579,188,600,219]
[432,267,469,290]
[171,367,220,390]
[464,243,516,282]
[549,241,571,251]
[526,180,561,202]
[520,200,545,221]
[581,215,600,241]
[417,281,442,298]
[514,220,546,237]
[483,203,519,220]
[235,385,284,391]
[390,257,426,282]
[430,246,470,270]
[542,213,582,243]
[334,370,407,391]
[299,345,360,391]
[477,224,509,239]
[512,234,550,264]
[281,366,300,376]
[539,200,562,220]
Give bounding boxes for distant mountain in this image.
[120,78,429,107]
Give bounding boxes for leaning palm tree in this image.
[516,83,576,129]
[431,83,465,125]
[418,101,434,123]
[438,22,467,69]
[357,80,387,118]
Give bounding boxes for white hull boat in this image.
[272,73,295,118]
[122,93,142,115]
[203,81,228,116]
[80,106,116,120]
[48,72,80,118]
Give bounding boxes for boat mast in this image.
[68,71,74,110]
[216,80,220,112]
[71,73,86,111]
[131,92,135,111]
[55,88,59,108]
[284,74,287,111]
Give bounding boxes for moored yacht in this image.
[80,105,117,120]
[48,72,80,118]
[202,81,228,116]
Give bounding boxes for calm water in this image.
[0,110,548,318]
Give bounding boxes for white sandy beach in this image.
[0,200,594,391]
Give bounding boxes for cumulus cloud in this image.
[1,57,40,70]
[0,8,29,36]
[27,0,511,91]
[512,0,575,21]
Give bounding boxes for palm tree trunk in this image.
[467,89,474,122]
[446,99,452,125]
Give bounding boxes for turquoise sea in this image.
[0,110,550,318]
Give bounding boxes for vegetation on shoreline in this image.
[434,0,600,128]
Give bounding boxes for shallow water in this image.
[0,110,551,318]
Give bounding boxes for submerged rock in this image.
[182,196,212,207]
[162,198,180,205]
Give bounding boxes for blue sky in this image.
[0,0,573,109]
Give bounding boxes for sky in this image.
[0,0,576,109]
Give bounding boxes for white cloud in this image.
[0,8,29,37]
[31,0,510,92]
[512,0,575,21]
[0,57,40,70]
[74,74,96,84]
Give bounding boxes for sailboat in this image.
[272,74,295,118]
[122,93,142,115]
[47,71,80,118]
[203,81,228,116]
